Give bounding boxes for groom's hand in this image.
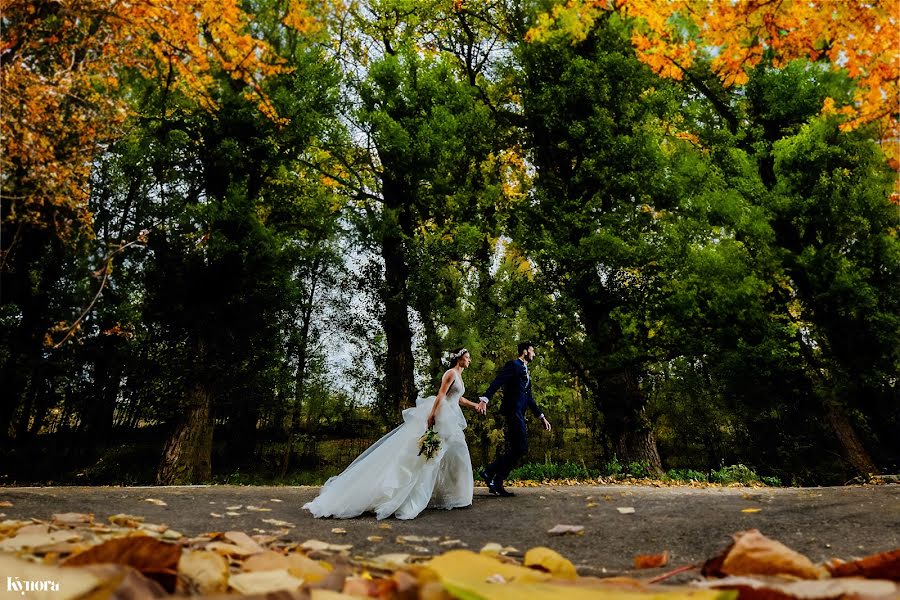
[541,416,552,431]
[476,400,487,415]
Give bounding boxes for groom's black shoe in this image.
[493,481,516,497]
[479,468,499,495]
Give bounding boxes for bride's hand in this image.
[427,413,436,428]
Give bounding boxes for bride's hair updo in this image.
[448,347,469,367]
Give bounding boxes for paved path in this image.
[2,485,898,576]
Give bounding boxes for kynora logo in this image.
[7,576,60,595]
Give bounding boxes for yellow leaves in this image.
[528,0,898,152]
[1,0,297,242]
[523,547,578,579]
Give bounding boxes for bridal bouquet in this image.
[417,427,441,461]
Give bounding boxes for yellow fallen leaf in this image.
[228,569,304,594]
[332,527,347,534]
[367,535,384,542]
[523,547,578,579]
[0,553,100,600]
[741,508,762,513]
[224,530,265,554]
[311,590,359,600]
[179,550,229,594]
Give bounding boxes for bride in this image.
[303,348,486,520]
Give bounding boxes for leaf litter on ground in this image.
[0,510,896,599]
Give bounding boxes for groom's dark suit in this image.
[481,359,544,485]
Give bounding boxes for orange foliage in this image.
[1,0,316,242]
[528,1,899,158]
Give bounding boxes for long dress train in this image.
[303,372,473,520]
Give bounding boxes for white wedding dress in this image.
[303,371,474,520]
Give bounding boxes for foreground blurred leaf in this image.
[703,529,827,579]
[62,535,181,592]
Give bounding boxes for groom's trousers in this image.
[488,411,528,483]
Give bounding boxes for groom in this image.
[477,341,552,497]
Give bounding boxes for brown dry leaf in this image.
[827,548,900,580]
[242,550,331,584]
[634,551,670,569]
[704,529,827,579]
[61,535,181,592]
[547,524,585,535]
[331,528,347,535]
[0,553,101,600]
[108,513,145,528]
[178,549,229,594]
[523,547,578,579]
[0,501,13,507]
[697,575,899,599]
[367,535,383,542]
[228,569,305,594]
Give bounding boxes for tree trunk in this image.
[379,183,416,421]
[156,380,214,485]
[826,401,879,477]
[616,428,663,473]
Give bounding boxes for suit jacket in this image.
[482,359,543,418]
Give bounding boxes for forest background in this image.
[1,0,897,488]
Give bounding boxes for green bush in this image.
[665,468,708,482]
[710,463,762,485]
[506,461,598,481]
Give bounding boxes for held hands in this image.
[541,416,552,431]
[476,400,487,415]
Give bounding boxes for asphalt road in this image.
[2,484,898,576]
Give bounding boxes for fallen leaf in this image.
[331,528,347,534]
[224,530,265,554]
[179,550,229,594]
[228,569,304,594]
[547,524,585,535]
[378,523,392,530]
[0,501,13,507]
[108,514,145,528]
[52,513,94,525]
[301,539,353,553]
[372,553,412,568]
[210,512,224,518]
[61,535,181,592]
[524,547,578,579]
[634,551,670,569]
[697,575,899,599]
[741,508,761,513]
[617,507,636,514]
[367,536,383,542]
[144,498,167,506]
[827,548,900,580]
[703,529,827,579]
[243,550,331,583]
[396,535,440,544]
[270,498,283,503]
[0,553,99,600]
[246,505,272,512]
[225,511,243,516]
[226,505,243,511]
[0,529,81,551]
[261,518,295,528]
